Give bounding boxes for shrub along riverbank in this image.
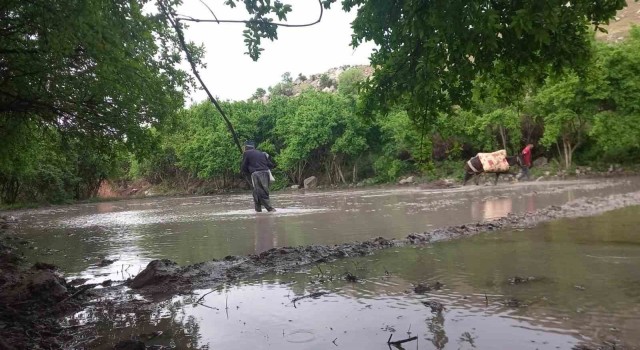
[3,31,640,207]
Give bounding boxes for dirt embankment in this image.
[127,191,640,296]
[0,216,93,349]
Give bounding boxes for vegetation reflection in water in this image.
[70,206,640,349]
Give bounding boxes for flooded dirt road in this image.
[71,206,640,349]
[10,178,640,282]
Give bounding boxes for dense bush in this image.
[4,28,640,204]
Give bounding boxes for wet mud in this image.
[0,216,96,349]
[126,190,640,296]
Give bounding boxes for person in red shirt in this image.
[518,144,534,180]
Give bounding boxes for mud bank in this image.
[128,190,640,295]
[0,216,92,349]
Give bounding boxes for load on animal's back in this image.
[476,150,510,172]
[463,149,522,185]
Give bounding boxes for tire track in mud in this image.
[125,191,640,295]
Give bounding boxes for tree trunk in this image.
[1,178,21,204]
[331,155,346,185]
[296,161,306,185]
[337,163,346,184]
[326,162,333,184]
[89,177,105,198]
[184,172,192,191]
[352,162,357,183]
[499,126,507,151]
[562,138,573,169]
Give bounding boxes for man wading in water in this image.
[241,141,276,212]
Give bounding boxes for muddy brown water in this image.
[67,205,640,349]
[10,178,640,283]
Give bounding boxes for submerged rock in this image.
[414,281,444,294]
[97,258,117,267]
[422,300,445,313]
[503,298,527,308]
[344,272,359,282]
[508,276,536,285]
[69,278,90,286]
[413,283,431,294]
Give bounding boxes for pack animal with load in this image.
[463,149,523,186]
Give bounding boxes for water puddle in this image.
[68,206,640,349]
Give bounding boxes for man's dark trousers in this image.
[251,170,274,212]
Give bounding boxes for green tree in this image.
[337,0,626,123]
[446,78,525,153]
[533,69,605,168]
[273,91,361,184]
[0,120,42,203]
[338,68,365,96]
[269,72,295,97]
[251,88,267,100]
[590,27,640,160]
[0,0,193,203]
[330,104,369,183]
[319,73,334,89]
[1,0,189,148]
[373,108,426,181]
[0,119,128,204]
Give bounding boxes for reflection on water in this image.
[254,214,278,252]
[471,196,513,220]
[10,178,640,283]
[71,206,640,349]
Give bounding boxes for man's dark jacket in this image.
[241,149,274,174]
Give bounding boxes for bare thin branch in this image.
[176,0,324,28]
[158,1,243,155]
[197,0,219,24]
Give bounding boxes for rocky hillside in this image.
[255,65,373,101]
[291,65,374,94]
[596,0,640,42]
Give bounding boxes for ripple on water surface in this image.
[14,179,640,280]
[59,207,329,228]
[68,206,640,349]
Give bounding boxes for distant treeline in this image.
[126,30,640,193]
[3,28,640,204]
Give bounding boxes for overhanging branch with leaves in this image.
[158,0,330,157]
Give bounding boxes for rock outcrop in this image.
[304,176,318,189]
